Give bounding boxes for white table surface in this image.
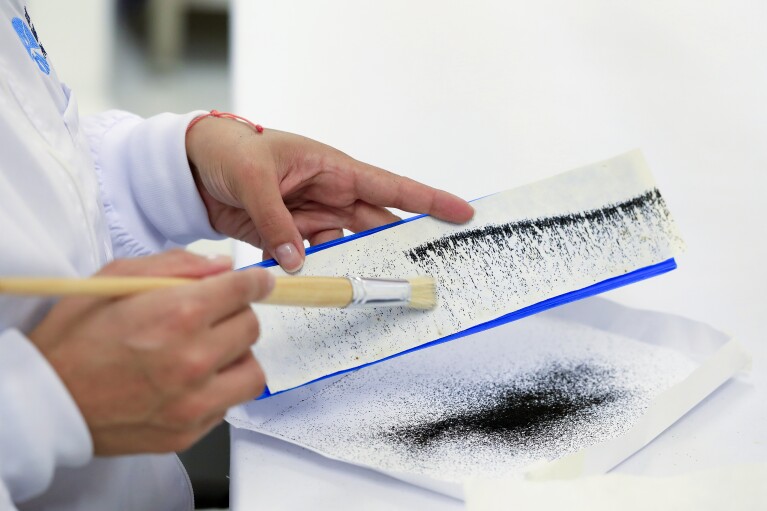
[229,1,766,508]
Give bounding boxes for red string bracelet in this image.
[186,109,264,134]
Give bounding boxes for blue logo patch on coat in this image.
[12,8,49,75]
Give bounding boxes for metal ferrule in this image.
[347,277,411,307]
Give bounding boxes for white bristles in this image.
[407,276,437,310]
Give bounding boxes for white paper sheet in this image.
[228,298,748,499]
[251,151,683,393]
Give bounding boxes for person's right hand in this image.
[27,249,273,455]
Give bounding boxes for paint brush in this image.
[0,276,437,309]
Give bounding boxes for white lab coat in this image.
[0,1,223,509]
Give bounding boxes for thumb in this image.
[241,175,305,273]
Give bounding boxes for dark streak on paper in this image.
[385,362,624,452]
[406,189,670,266]
[404,189,678,330]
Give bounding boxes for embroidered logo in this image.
[11,7,49,75]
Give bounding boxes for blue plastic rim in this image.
[239,216,678,399]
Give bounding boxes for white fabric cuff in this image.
[83,110,224,257]
[0,329,92,503]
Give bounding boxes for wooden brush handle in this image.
[0,277,190,296]
[0,276,353,307]
[261,277,352,307]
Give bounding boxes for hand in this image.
[185,117,474,272]
[28,250,273,455]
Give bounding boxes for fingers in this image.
[349,160,475,223]
[118,268,272,355]
[42,251,232,329]
[150,353,265,433]
[130,294,265,394]
[93,353,258,456]
[173,267,274,326]
[205,307,261,371]
[197,353,265,415]
[92,350,241,454]
[290,202,399,240]
[308,229,344,246]
[238,170,305,273]
[345,201,401,233]
[97,249,233,279]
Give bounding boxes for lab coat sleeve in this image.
[0,481,13,511]
[80,110,225,258]
[0,329,92,505]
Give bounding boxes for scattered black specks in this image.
[387,363,622,451]
[403,189,680,329]
[253,180,682,393]
[246,318,696,484]
[406,189,671,267]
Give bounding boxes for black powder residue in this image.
[402,188,679,330]
[406,189,672,267]
[385,363,626,451]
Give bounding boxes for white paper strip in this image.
[229,298,747,499]
[524,337,751,481]
[252,151,683,392]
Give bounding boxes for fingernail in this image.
[275,243,303,273]
[206,254,233,268]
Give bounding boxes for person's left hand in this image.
[185,116,474,273]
